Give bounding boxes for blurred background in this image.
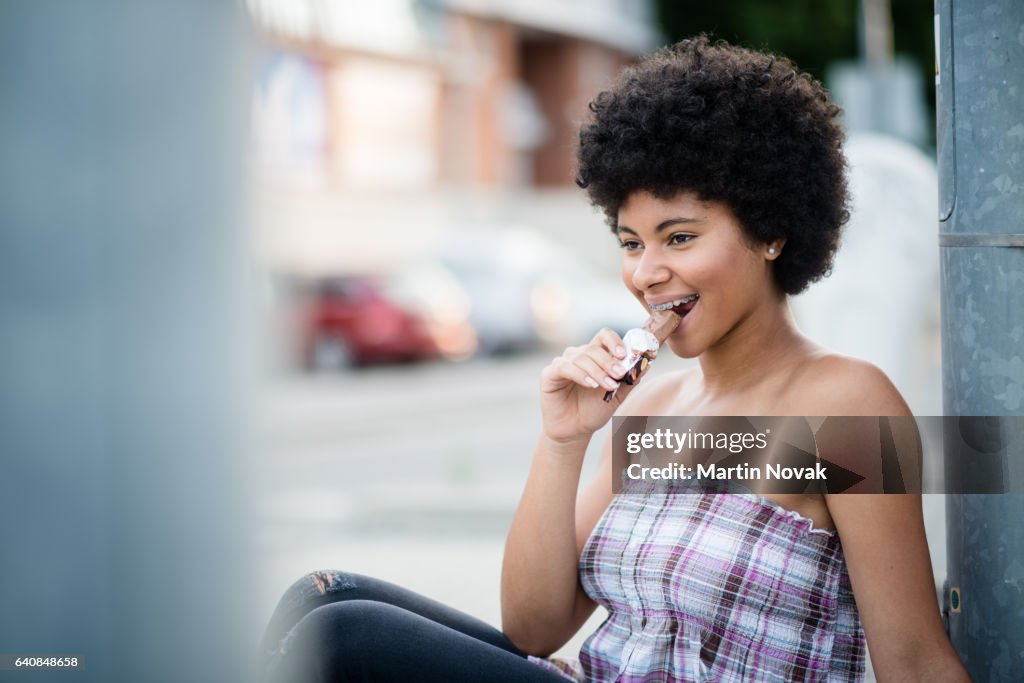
[247,0,944,676]
[0,1,945,680]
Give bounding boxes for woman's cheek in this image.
[692,252,738,290]
[621,263,641,298]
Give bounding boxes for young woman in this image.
[260,38,969,682]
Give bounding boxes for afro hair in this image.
[576,36,849,295]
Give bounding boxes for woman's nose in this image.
[631,250,672,291]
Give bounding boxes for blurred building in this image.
[247,0,659,275]
[791,132,941,416]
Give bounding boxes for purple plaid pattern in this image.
[528,485,865,681]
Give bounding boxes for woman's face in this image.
[617,190,780,359]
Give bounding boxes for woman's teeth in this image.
[650,294,699,312]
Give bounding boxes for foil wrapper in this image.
[603,310,681,402]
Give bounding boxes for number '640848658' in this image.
[16,657,79,667]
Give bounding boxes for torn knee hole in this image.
[309,569,355,595]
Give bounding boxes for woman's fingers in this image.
[542,355,600,391]
[543,343,629,392]
[542,332,637,394]
[594,328,627,360]
[572,343,633,387]
[573,353,620,391]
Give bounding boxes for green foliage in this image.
[655,0,859,83]
[654,0,936,128]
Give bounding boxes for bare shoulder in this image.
[793,353,912,416]
[618,367,693,415]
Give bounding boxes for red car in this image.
[300,276,440,369]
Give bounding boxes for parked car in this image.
[299,276,440,370]
[380,260,479,361]
[432,227,643,353]
[528,256,644,346]
[432,231,542,355]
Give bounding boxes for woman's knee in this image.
[260,570,361,660]
[299,599,399,645]
[277,600,405,677]
[280,569,360,606]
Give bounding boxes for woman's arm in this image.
[828,493,968,681]
[501,329,635,655]
[818,359,969,681]
[500,433,600,656]
[501,337,677,656]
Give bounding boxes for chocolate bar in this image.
[603,310,681,402]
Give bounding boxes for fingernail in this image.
[616,345,626,358]
[613,363,629,378]
[603,377,618,390]
[585,376,599,388]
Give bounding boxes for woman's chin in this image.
[665,336,702,359]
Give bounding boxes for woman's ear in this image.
[765,240,785,260]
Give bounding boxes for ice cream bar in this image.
[641,309,682,340]
[603,310,681,402]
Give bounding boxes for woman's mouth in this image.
[648,294,699,334]
[650,294,699,320]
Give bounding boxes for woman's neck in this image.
[696,296,814,396]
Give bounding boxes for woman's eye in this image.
[618,240,643,251]
[669,233,694,246]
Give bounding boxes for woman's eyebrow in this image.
[615,217,703,235]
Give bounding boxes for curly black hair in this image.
[576,36,849,295]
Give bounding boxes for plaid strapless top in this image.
[528,484,866,682]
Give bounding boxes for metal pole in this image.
[860,0,894,67]
[936,0,1024,679]
[0,3,254,681]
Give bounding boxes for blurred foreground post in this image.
[937,0,1024,679]
[0,2,254,682]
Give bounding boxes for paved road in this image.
[257,352,567,531]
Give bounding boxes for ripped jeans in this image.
[258,570,570,682]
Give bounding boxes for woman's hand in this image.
[539,328,644,443]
